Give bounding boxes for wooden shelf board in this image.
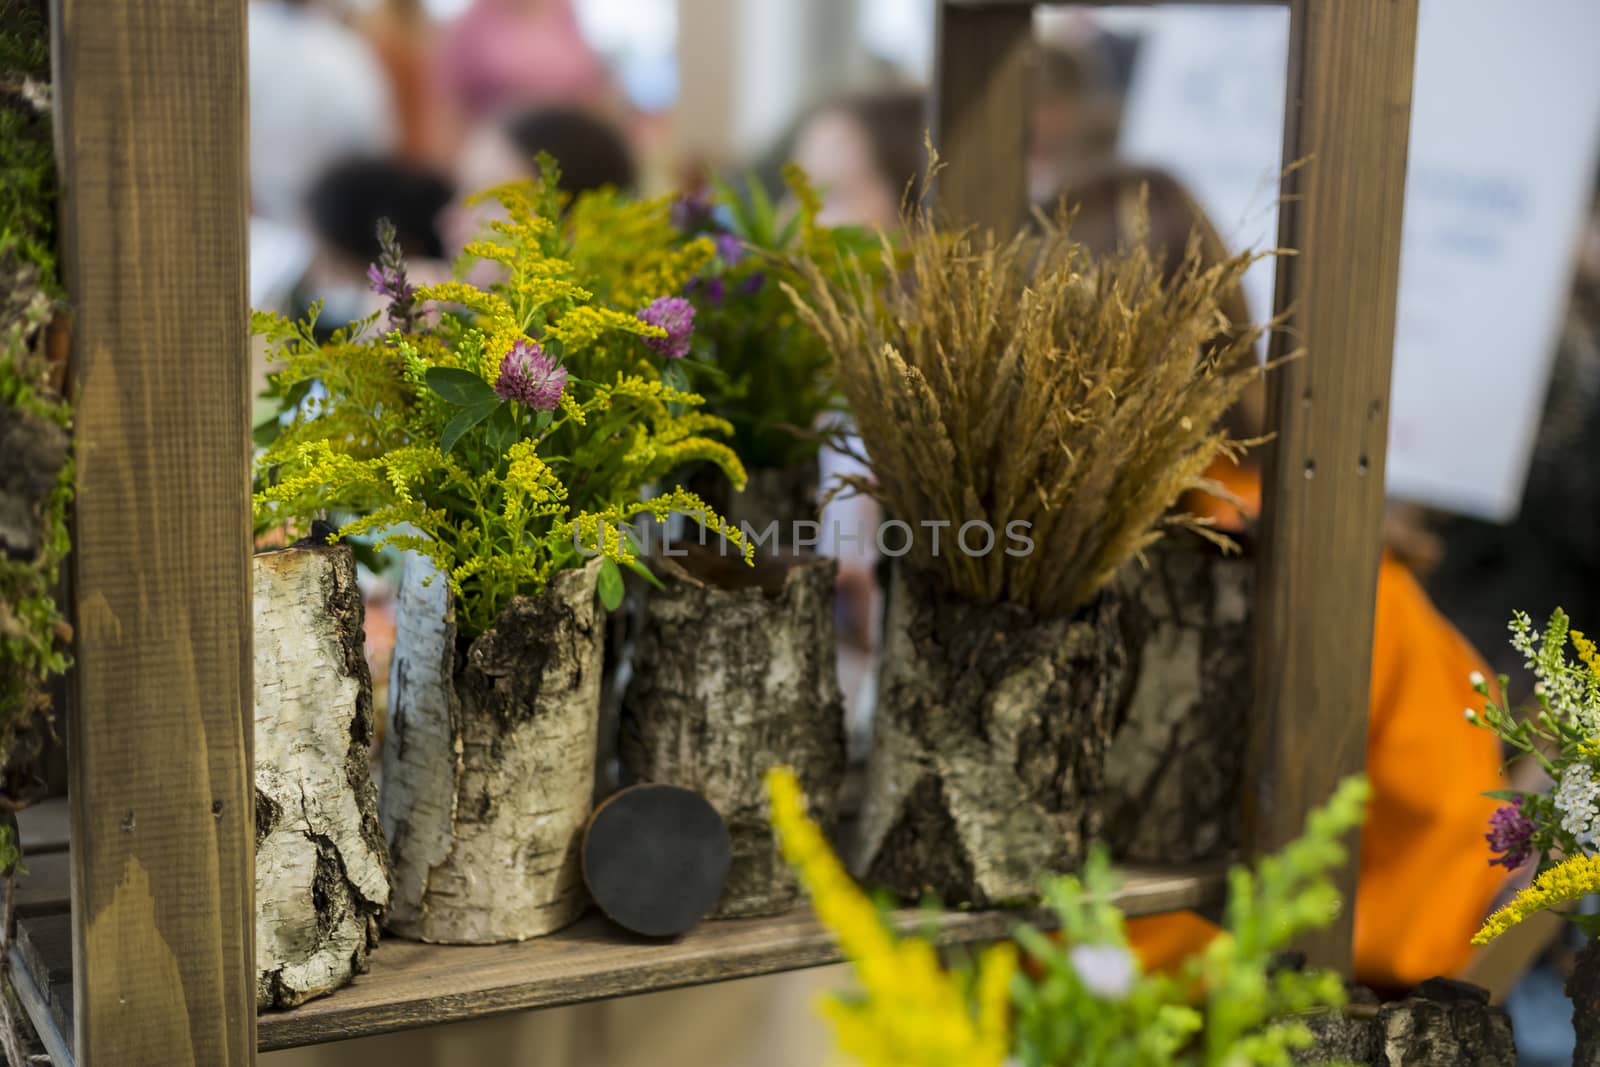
[9,864,1221,1056]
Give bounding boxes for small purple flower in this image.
[686,274,726,307]
[714,231,744,266]
[1486,797,1535,870]
[670,193,713,233]
[367,217,418,332]
[637,296,696,359]
[494,339,567,412]
[737,270,767,297]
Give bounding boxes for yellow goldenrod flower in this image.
[765,767,1014,1067]
[1472,852,1600,944]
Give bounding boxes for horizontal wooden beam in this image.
[11,867,1224,1054]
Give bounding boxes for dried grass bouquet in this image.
[789,172,1273,618]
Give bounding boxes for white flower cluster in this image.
[1509,611,1600,735]
[1555,763,1600,851]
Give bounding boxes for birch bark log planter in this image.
[1102,536,1254,863]
[853,565,1126,906]
[621,547,845,917]
[253,545,390,1009]
[381,555,604,944]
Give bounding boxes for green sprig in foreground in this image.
[770,767,1368,1067]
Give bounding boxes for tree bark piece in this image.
[253,545,390,1009]
[853,565,1126,906]
[1102,537,1253,863]
[1295,979,1515,1066]
[621,548,844,917]
[1572,938,1600,1067]
[382,556,603,943]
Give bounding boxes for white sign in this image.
[1119,0,1600,521]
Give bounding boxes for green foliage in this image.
[253,179,749,636]
[1,0,58,295]
[1010,777,1370,1067]
[566,166,884,472]
[0,0,70,797]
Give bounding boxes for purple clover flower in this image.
[367,217,418,333]
[494,339,567,412]
[637,296,696,359]
[1486,797,1535,870]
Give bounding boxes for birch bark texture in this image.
[621,550,844,917]
[853,566,1126,906]
[1102,537,1254,863]
[1573,938,1600,1067]
[382,555,603,943]
[253,545,390,1008]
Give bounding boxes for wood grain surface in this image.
[51,0,255,1061]
[1247,0,1421,972]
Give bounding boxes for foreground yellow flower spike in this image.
[1473,852,1600,944]
[765,766,1015,1067]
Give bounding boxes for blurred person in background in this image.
[442,105,637,269]
[434,0,617,128]
[1029,43,1122,207]
[786,89,924,231]
[249,0,398,226]
[360,0,453,165]
[781,88,924,752]
[1054,163,1509,996]
[294,155,455,336]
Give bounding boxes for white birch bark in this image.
[253,545,390,1009]
[381,556,602,943]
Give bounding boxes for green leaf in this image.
[1483,789,1530,803]
[485,402,519,457]
[426,367,500,407]
[440,398,499,454]
[534,410,554,432]
[623,557,664,590]
[252,416,281,448]
[597,557,625,611]
[543,336,565,362]
[662,360,690,396]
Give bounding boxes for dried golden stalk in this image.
[788,189,1273,618]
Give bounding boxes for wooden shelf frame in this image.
[8,865,1226,1061]
[39,0,1420,1062]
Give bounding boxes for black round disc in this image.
[582,784,732,938]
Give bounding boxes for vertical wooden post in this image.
[1248,0,1420,971]
[52,0,255,1062]
[931,2,1033,234]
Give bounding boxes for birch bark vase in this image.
[853,565,1126,906]
[621,548,844,917]
[381,555,603,943]
[253,545,390,1009]
[1102,537,1253,863]
[1573,938,1600,1067]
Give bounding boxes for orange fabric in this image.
[1128,458,1506,988]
